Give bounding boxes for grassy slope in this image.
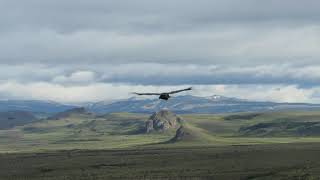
[0,113,173,152]
[184,111,320,136]
[2,110,320,152]
[160,111,320,147]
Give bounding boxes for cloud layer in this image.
[1,0,320,102]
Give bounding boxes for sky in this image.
[1,0,320,103]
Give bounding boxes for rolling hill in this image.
[169,124,214,144]
[239,121,320,137]
[47,107,93,120]
[0,111,37,129]
[0,100,76,113]
[2,95,320,115]
[2,108,320,152]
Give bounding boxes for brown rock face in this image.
[145,110,183,133]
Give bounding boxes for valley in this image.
[2,108,320,152]
[2,106,320,179]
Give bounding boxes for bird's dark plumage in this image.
[132,87,192,100]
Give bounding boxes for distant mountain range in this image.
[86,95,320,114]
[2,95,320,114]
[0,100,76,113]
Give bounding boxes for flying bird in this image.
[133,87,192,100]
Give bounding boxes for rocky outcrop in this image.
[171,125,190,141]
[169,124,212,143]
[145,110,183,133]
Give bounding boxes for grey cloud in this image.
[97,64,320,86]
[2,0,320,33]
[1,0,320,65]
[1,0,320,102]
[1,64,320,87]
[1,26,320,65]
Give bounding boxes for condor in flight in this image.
[133,87,192,100]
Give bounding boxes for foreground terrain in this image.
[1,143,320,179]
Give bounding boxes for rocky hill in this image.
[170,125,192,142]
[169,124,213,143]
[145,110,215,144]
[145,110,184,133]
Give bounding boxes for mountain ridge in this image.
[2,95,320,114]
[0,100,77,113]
[86,95,320,114]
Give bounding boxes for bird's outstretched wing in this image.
[168,87,192,94]
[132,92,162,96]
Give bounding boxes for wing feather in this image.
[132,92,161,96]
[168,87,192,94]
[133,87,192,96]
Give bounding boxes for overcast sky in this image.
[1,0,320,103]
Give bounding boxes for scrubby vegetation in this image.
[239,121,320,137]
[1,143,320,179]
[2,110,320,152]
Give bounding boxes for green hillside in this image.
[0,111,37,129]
[169,123,214,144]
[0,111,174,152]
[184,111,320,136]
[2,110,320,152]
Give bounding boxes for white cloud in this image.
[0,81,190,102]
[2,63,320,86]
[0,81,318,103]
[193,85,316,103]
